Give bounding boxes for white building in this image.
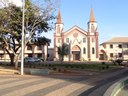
[99,37,128,61]
[0,44,49,61]
[53,9,99,61]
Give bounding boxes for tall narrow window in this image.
[91,24,94,32]
[83,38,86,43]
[83,47,86,54]
[92,47,95,54]
[66,38,69,43]
[57,25,60,33]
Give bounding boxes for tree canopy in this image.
[0,0,58,67]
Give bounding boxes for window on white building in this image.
[83,38,86,43]
[110,53,113,58]
[66,38,69,43]
[92,47,95,54]
[118,53,122,57]
[91,24,95,32]
[110,44,113,49]
[118,44,122,48]
[83,47,86,54]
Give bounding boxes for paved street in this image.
[0,68,128,96]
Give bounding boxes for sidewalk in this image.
[116,84,128,96]
[79,67,128,96]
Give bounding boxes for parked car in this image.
[32,57,42,62]
[24,57,42,63]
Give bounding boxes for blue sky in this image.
[45,0,128,47]
[10,0,128,47]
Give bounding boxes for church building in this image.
[54,9,99,61]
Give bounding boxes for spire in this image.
[89,8,95,22]
[57,9,62,24]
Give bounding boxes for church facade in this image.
[54,9,99,61]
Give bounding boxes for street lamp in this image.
[21,0,25,75]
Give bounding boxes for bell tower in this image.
[88,8,98,33]
[87,8,99,61]
[54,9,64,61]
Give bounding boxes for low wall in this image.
[24,68,52,75]
[104,77,128,96]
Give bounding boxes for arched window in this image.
[92,47,95,54]
[91,24,94,32]
[57,25,60,33]
[83,38,86,43]
[83,47,86,54]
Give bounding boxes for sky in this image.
[4,0,128,47]
[0,0,22,7]
[46,0,128,47]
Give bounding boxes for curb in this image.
[103,76,128,96]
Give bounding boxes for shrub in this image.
[116,59,123,65]
[101,62,105,65]
[53,67,57,71]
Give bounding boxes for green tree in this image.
[0,5,22,67]
[33,36,51,46]
[57,43,69,63]
[0,0,58,68]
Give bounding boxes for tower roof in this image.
[89,8,95,22]
[56,9,62,24]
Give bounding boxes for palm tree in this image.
[57,43,69,64]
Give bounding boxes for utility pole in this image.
[21,0,25,75]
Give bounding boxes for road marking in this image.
[0,78,40,90]
[46,80,93,96]
[3,79,65,96]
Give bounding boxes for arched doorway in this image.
[72,45,81,61]
[99,50,107,60]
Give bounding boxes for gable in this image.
[63,26,88,38]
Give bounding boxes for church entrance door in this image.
[72,45,81,61]
[72,51,80,61]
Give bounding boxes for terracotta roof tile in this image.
[104,37,128,43]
